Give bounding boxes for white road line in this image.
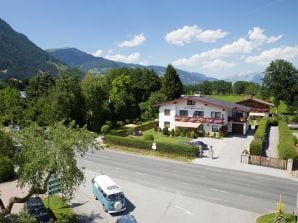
[210,188,230,194]
[175,205,193,215]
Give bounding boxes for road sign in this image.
[48,175,61,195]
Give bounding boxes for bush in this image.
[101,124,110,134]
[219,125,228,136]
[249,138,263,155]
[278,121,296,159]
[268,117,278,126]
[105,135,197,158]
[0,156,14,183]
[143,134,154,141]
[254,118,268,141]
[175,128,180,137]
[134,121,158,132]
[162,127,169,136]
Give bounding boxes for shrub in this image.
[134,121,158,132]
[219,125,228,136]
[254,118,268,141]
[268,117,279,126]
[101,125,110,134]
[171,129,175,137]
[0,156,14,183]
[143,134,154,141]
[105,121,112,127]
[162,127,169,136]
[249,138,263,155]
[116,121,124,127]
[175,128,180,137]
[278,121,296,159]
[104,135,197,158]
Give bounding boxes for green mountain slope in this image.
[0,18,64,79]
[48,48,216,84]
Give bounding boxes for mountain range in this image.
[0,17,263,84]
[0,18,64,79]
[47,47,217,84]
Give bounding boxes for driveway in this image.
[192,132,254,165]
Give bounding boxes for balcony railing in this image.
[228,117,247,122]
[175,116,224,124]
[252,108,269,113]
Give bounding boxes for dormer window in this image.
[187,100,195,105]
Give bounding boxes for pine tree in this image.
[161,65,183,100]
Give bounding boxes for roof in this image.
[236,97,274,106]
[159,95,251,112]
[93,175,122,195]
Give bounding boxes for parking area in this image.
[192,132,254,168]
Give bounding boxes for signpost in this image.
[47,175,61,208]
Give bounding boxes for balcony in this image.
[252,108,269,113]
[174,116,224,124]
[228,117,247,123]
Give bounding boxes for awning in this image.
[174,121,202,128]
[249,112,266,117]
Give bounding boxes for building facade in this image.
[159,95,251,135]
[236,97,273,118]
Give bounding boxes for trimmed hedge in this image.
[134,121,158,132]
[105,135,198,158]
[249,138,263,155]
[278,121,296,159]
[0,156,14,183]
[250,118,268,155]
[143,134,154,141]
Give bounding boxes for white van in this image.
[92,175,126,213]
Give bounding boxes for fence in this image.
[249,155,288,170]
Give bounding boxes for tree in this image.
[263,59,298,109]
[81,74,110,132]
[199,81,213,95]
[0,122,94,214]
[0,86,24,125]
[139,91,167,120]
[0,130,14,158]
[109,75,138,120]
[161,65,183,100]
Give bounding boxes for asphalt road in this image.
[74,149,298,222]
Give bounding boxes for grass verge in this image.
[143,129,192,144]
[208,94,247,103]
[42,195,78,223]
[107,144,192,162]
[256,213,295,223]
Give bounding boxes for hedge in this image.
[278,121,296,159]
[250,118,268,155]
[110,121,158,137]
[104,135,197,158]
[0,156,14,183]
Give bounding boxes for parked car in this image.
[24,197,51,222]
[116,214,137,223]
[191,141,208,150]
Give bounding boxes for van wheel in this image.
[103,205,107,212]
[94,195,98,200]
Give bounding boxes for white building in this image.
[159,94,251,135]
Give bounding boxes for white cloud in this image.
[92,49,103,57]
[266,35,283,44]
[105,52,140,63]
[117,34,146,48]
[165,25,228,45]
[245,46,298,65]
[172,26,283,68]
[201,59,235,69]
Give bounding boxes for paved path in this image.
[266,126,279,158]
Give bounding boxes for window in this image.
[193,111,204,117]
[164,109,170,116]
[212,125,219,132]
[164,121,170,128]
[179,110,188,116]
[187,100,195,105]
[211,112,221,118]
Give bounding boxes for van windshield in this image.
[107,192,124,202]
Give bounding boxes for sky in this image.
[1,0,298,78]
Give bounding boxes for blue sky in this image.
[1,0,298,78]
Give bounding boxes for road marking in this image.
[210,188,229,194]
[175,205,193,215]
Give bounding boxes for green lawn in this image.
[208,95,247,103]
[256,213,295,223]
[42,195,78,223]
[143,129,192,144]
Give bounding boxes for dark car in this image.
[24,197,51,222]
[191,141,208,150]
[116,214,137,223]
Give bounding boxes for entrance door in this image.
[232,123,243,134]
